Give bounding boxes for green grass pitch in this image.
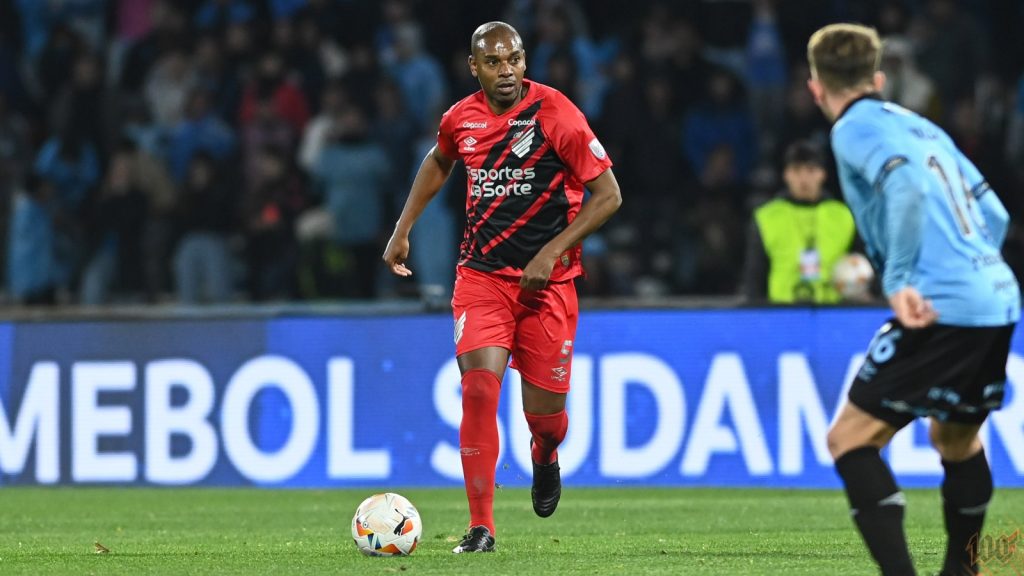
[1,486,1022,575]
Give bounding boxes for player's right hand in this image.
[888,286,937,328]
[383,232,412,277]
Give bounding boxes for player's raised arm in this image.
[382,145,456,277]
[519,168,622,290]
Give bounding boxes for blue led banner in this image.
[0,309,1021,488]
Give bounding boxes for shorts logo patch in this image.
[558,340,573,364]
[551,366,568,382]
[454,311,467,345]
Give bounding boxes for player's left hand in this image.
[888,286,938,328]
[520,252,556,291]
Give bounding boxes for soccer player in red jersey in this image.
[383,21,622,553]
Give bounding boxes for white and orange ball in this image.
[351,493,422,556]
[832,252,875,302]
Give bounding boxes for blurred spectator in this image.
[122,139,176,300]
[619,75,687,224]
[673,146,746,294]
[36,24,87,107]
[50,52,106,150]
[299,81,348,173]
[0,92,27,286]
[223,20,257,84]
[1007,73,1024,168]
[911,0,990,116]
[682,69,757,184]
[698,0,753,77]
[741,141,855,304]
[239,51,310,134]
[240,93,298,197]
[120,1,188,92]
[34,127,99,293]
[876,0,912,36]
[0,92,30,203]
[880,36,939,119]
[310,104,388,298]
[167,89,236,183]
[293,15,347,109]
[660,18,712,116]
[777,65,831,161]
[115,0,157,44]
[528,4,610,116]
[745,0,788,159]
[372,79,418,215]
[194,0,256,34]
[173,153,235,304]
[145,47,198,129]
[34,127,99,214]
[244,147,306,301]
[385,23,445,132]
[80,146,148,305]
[375,0,416,67]
[342,44,383,114]
[8,176,57,304]
[193,35,242,124]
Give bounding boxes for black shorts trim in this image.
[848,320,1015,429]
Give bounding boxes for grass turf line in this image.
[0,487,1021,575]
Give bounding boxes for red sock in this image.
[525,410,568,465]
[459,368,501,535]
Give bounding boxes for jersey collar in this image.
[835,92,883,122]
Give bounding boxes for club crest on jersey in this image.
[511,126,535,158]
[462,136,477,152]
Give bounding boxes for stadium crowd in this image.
[0,0,1021,305]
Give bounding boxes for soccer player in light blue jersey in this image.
[807,23,1019,576]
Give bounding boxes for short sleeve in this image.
[436,106,458,159]
[832,118,904,188]
[544,93,612,184]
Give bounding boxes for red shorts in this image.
[451,266,579,393]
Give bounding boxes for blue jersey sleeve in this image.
[879,166,924,296]
[834,118,923,295]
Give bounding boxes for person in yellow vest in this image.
[742,140,856,303]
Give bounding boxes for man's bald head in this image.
[470,21,522,56]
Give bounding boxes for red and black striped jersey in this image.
[437,80,613,282]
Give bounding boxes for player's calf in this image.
[836,446,917,576]
[525,410,567,518]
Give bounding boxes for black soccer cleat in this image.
[451,525,495,554]
[531,452,562,518]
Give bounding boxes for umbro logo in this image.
[511,126,534,158]
[462,137,477,151]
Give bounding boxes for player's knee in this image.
[929,426,981,462]
[826,426,850,461]
[461,369,501,405]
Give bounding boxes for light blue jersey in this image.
[832,96,1020,327]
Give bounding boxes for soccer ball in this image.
[832,252,875,302]
[351,493,422,556]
